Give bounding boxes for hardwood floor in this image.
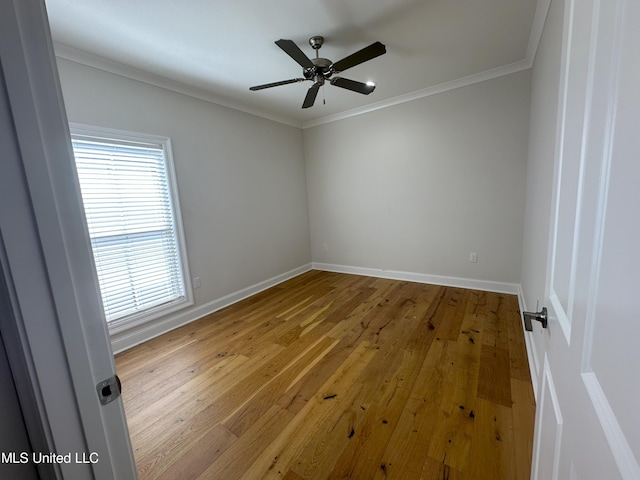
[115,270,535,479]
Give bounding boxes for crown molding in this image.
[301,59,531,129]
[53,43,303,129]
[53,0,550,130]
[302,0,551,129]
[526,0,553,65]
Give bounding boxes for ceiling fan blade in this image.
[330,77,376,95]
[332,41,386,73]
[302,83,321,109]
[249,78,306,91]
[275,39,315,69]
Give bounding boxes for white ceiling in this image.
[44,0,543,127]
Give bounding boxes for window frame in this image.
[70,123,193,334]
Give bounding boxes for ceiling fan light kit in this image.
[250,36,386,109]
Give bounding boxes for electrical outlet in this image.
[193,277,201,289]
[322,243,329,252]
[469,252,478,263]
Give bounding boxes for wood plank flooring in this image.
[115,270,535,479]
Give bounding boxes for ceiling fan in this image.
[249,36,386,109]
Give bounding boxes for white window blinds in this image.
[72,129,190,325]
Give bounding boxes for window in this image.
[71,124,192,332]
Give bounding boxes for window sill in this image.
[106,295,194,336]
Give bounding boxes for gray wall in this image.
[305,71,531,284]
[57,58,311,336]
[57,58,532,348]
[520,0,563,313]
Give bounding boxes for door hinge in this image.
[96,375,121,406]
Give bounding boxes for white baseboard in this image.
[312,262,521,294]
[314,262,540,395]
[110,263,312,353]
[517,285,540,400]
[112,260,538,399]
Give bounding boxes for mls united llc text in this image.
[2,451,99,464]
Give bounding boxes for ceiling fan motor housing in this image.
[304,57,333,80]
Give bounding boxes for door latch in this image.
[96,375,121,406]
[522,307,548,331]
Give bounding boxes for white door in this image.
[529,0,640,478]
[0,1,137,478]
